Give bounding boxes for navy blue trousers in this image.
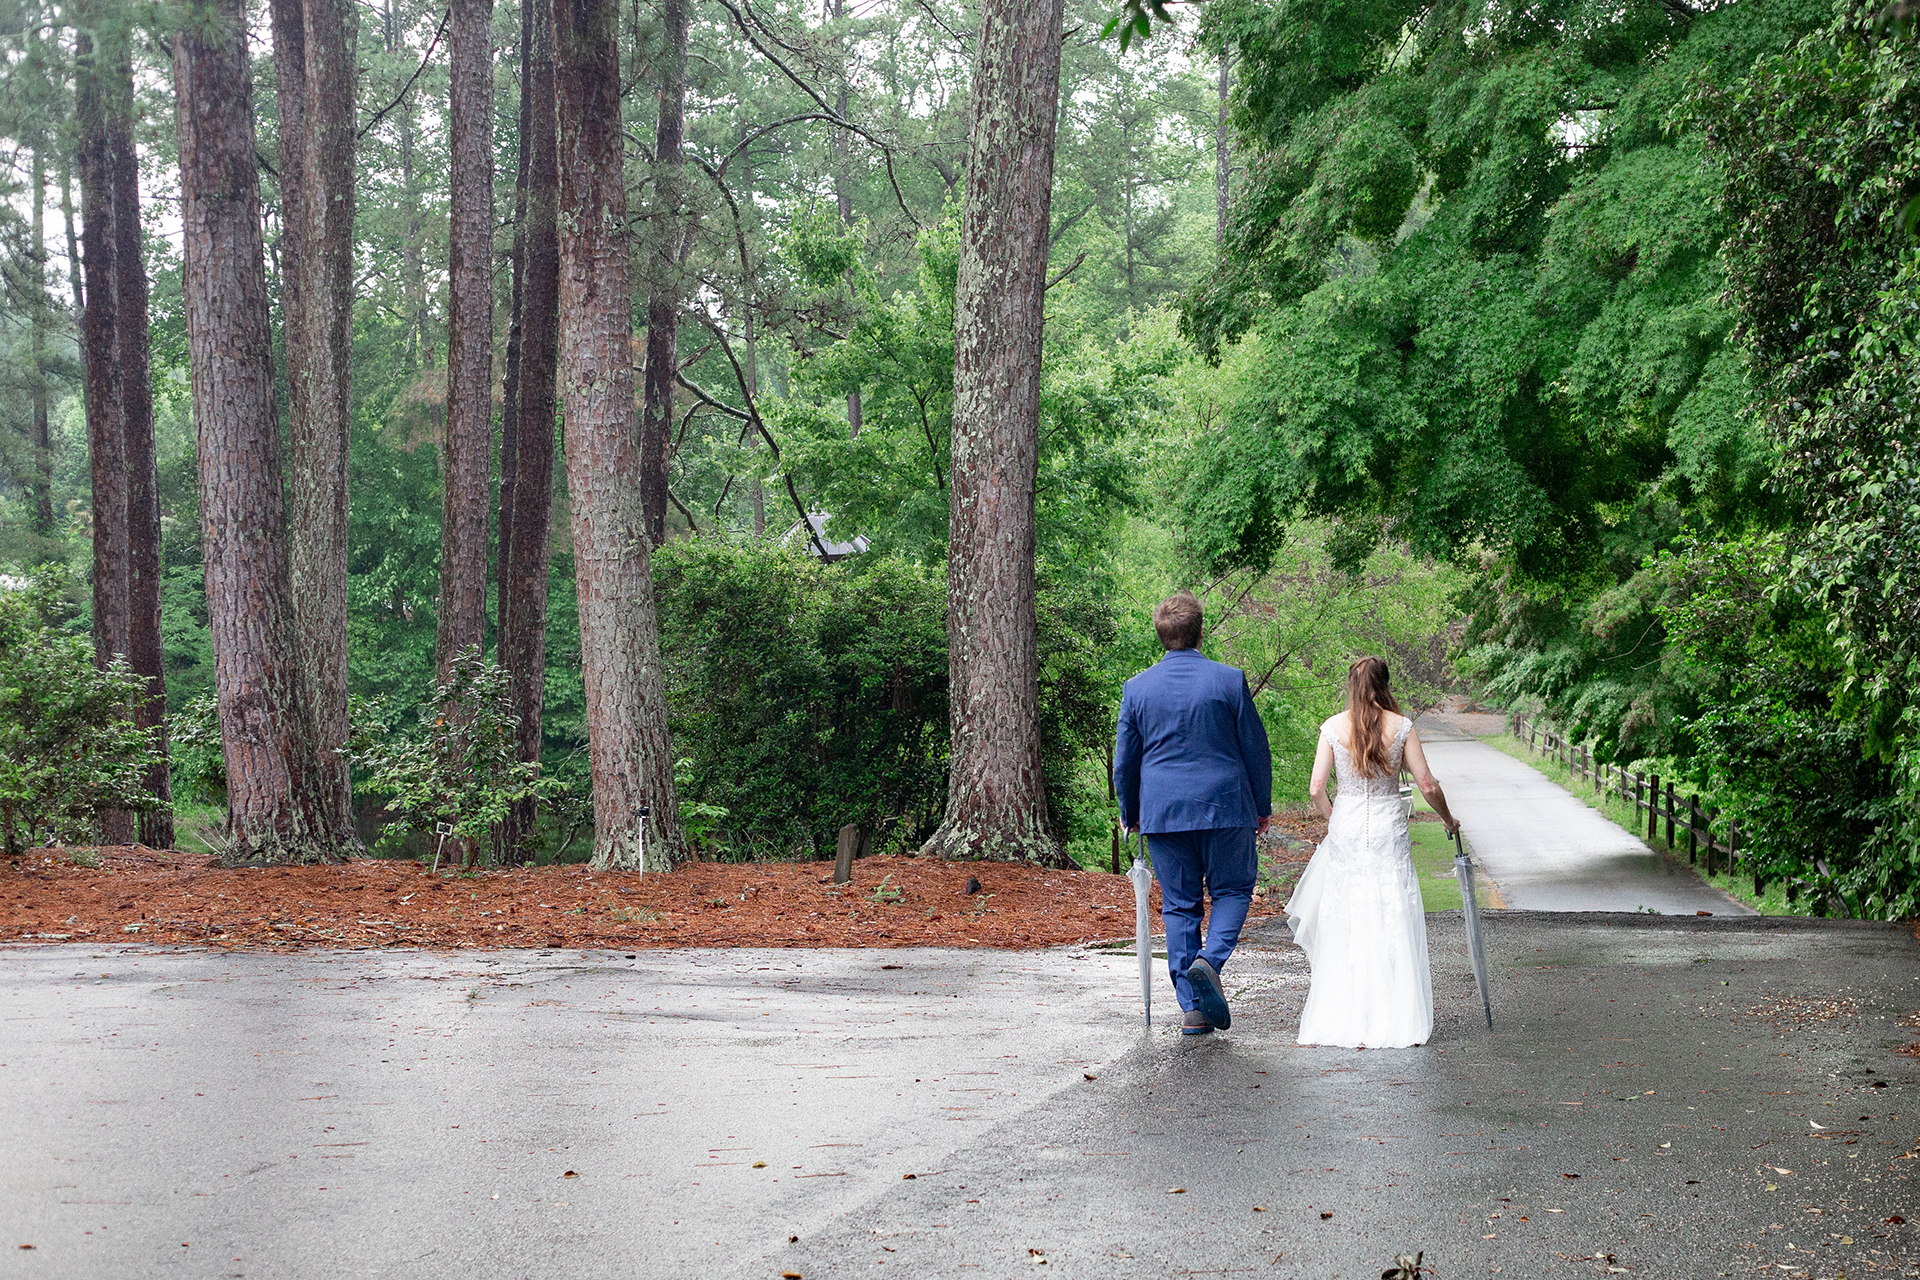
[1146,826,1259,1012]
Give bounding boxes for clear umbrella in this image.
[1452,829,1493,1029]
[1125,834,1153,1028]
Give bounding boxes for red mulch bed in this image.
[0,834,1312,951]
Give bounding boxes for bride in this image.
[1286,657,1460,1049]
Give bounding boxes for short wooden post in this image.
[834,824,860,885]
[1703,807,1716,877]
[1648,775,1660,842]
[1686,794,1699,864]
[1664,781,1675,848]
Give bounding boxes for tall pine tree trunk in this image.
[921,0,1067,867]
[739,135,766,535]
[60,161,84,313]
[498,0,533,636]
[75,6,135,845]
[499,0,559,859]
[108,33,172,850]
[438,0,494,677]
[391,0,429,372]
[1216,52,1231,241]
[828,0,860,437]
[172,0,346,865]
[552,0,684,870]
[28,149,54,541]
[271,0,358,842]
[637,0,687,548]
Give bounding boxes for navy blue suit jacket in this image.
[1113,648,1273,834]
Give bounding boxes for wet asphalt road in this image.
[1414,715,1750,916]
[4,914,1920,1280]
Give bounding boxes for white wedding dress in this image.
[1285,714,1433,1048]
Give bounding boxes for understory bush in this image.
[652,538,1117,860]
[0,568,162,854]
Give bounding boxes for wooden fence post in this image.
[1703,806,1716,877]
[1687,794,1699,864]
[1664,781,1675,848]
[834,824,861,885]
[1648,774,1660,842]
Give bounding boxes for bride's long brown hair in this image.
[1345,657,1402,778]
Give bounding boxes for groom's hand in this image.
[1257,814,1274,834]
[1443,816,1461,837]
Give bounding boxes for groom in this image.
[1113,592,1273,1035]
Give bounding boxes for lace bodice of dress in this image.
[1326,715,1413,801]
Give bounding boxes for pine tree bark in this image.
[921,0,1068,867]
[498,0,533,632]
[552,0,685,870]
[75,7,135,845]
[437,0,495,678]
[60,161,85,314]
[389,0,430,371]
[829,0,861,437]
[270,0,358,841]
[637,0,687,548]
[109,37,172,850]
[27,149,54,541]
[499,0,560,859]
[172,0,347,865]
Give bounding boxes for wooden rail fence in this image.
[1509,714,1763,898]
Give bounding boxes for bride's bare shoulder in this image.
[1320,712,1349,737]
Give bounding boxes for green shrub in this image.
[652,538,1118,860]
[0,568,163,855]
[353,646,563,861]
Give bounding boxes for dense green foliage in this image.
[1176,0,1917,914]
[651,539,1122,861]
[0,571,159,854]
[1686,6,1920,914]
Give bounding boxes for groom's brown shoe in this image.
[1188,958,1231,1030]
[1181,1010,1213,1035]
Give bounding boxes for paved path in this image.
[1416,714,1751,915]
[4,920,1918,1278]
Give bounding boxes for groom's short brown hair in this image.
[1154,592,1203,651]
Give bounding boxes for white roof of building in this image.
[785,512,870,560]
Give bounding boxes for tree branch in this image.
[709,0,922,229]
[1045,250,1088,291]
[668,488,699,532]
[357,8,451,140]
